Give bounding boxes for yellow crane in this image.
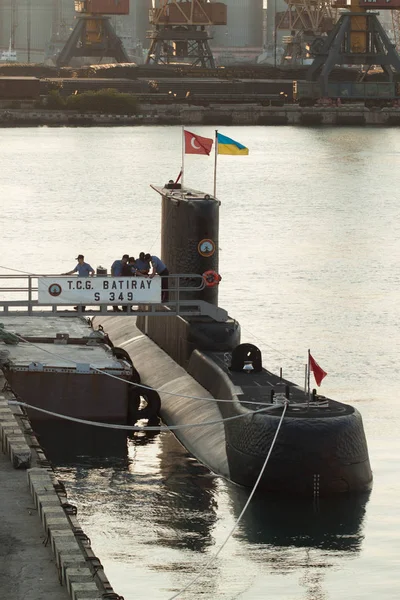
[56,0,131,67]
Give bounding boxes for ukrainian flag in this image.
[217,133,249,155]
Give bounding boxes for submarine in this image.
[93,180,373,497]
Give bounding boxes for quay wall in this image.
[0,379,120,600]
[1,106,400,126]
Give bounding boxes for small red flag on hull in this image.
[184,130,213,155]
[309,353,327,387]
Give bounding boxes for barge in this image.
[0,316,132,422]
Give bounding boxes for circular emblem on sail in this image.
[48,283,62,297]
[198,239,215,257]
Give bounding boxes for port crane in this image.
[276,0,338,65]
[146,0,227,68]
[306,0,400,94]
[56,0,131,67]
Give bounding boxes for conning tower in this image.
[138,181,240,368]
[159,181,219,306]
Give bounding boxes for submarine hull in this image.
[93,315,373,497]
[89,182,372,496]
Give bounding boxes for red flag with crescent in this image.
[309,352,327,387]
[184,130,213,155]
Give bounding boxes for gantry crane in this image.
[146,0,227,68]
[277,0,338,65]
[56,0,131,67]
[306,0,400,94]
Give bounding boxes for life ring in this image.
[203,270,222,288]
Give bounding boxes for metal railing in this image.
[0,273,228,322]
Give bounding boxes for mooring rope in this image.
[7,399,281,432]
[165,401,289,600]
[0,265,36,275]
[9,332,284,407]
[8,333,322,413]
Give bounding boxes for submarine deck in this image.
[206,351,354,418]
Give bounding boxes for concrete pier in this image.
[0,452,71,600]
[0,374,121,600]
[1,105,400,126]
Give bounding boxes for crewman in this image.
[111,254,129,276]
[135,252,150,276]
[62,254,94,312]
[122,257,137,277]
[111,254,129,312]
[144,253,169,302]
[63,254,94,277]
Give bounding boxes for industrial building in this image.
[0,0,151,64]
[0,1,397,67]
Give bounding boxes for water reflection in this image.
[229,483,371,552]
[36,423,218,553]
[38,422,370,557]
[36,422,372,600]
[148,431,219,552]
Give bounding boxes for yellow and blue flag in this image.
[217,133,249,155]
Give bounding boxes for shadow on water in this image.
[31,420,159,467]
[228,483,371,553]
[32,422,218,553]
[147,431,219,552]
[33,420,371,563]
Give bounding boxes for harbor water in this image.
[1,126,400,599]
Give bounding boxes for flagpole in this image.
[181,126,185,190]
[307,349,311,409]
[213,129,218,198]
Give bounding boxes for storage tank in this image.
[265,0,287,47]
[211,0,263,48]
[0,0,76,63]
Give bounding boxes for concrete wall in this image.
[2,106,400,127]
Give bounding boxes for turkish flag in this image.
[184,130,213,155]
[309,353,327,387]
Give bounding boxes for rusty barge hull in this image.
[0,316,131,422]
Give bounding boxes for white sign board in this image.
[38,276,162,305]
